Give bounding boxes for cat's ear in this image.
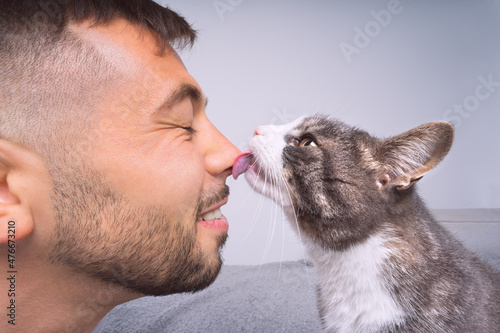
[376,122,454,190]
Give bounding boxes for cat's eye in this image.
[288,136,318,147]
[299,139,317,147]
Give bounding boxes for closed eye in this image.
[182,126,197,135]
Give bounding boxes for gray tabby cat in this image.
[232,115,499,333]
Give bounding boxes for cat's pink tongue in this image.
[232,150,253,180]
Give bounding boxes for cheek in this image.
[94,138,206,220]
[284,154,326,201]
[160,146,205,210]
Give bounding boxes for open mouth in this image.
[196,199,229,231]
[198,207,222,221]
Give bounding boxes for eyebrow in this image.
[154,83,207,114]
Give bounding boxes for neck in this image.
[308,230,405,332]
[0,243,140,333]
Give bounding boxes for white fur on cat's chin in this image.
[308,231,405,333]
[245,116,306,207]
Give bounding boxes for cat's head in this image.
[236,115,454,250]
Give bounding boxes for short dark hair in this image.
[0,0,196,52]
[0,0,197,158]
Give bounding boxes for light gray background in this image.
[157,0,500,265]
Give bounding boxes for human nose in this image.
[204,122,241,178]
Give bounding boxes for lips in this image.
[232,150,253,180]
[197,197,228,220]
[196,198,229,231]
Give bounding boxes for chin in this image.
[108,229,228,297]
[133,247,225,296]
[164,232,228,295]
[178,238,227,294]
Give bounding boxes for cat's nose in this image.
[254,126,264,136]
[254,125,280,137]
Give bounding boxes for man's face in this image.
[46,19,240,295]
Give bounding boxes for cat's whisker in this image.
[261,204,275,264]
[280,173,314,286]
[241,186,266,243]
[227,175,260,210]
[262,164,281,264]
[271,165,289,273]
[241,157,272,244]
[263,196,278,264]
[271,164,287,272]
[251,157,276,264]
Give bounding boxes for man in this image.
[0,0,240,331]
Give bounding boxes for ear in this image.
[376,122,454,190]
[0,140,35,243]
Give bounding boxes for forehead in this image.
[295,116,346,136]
[68,17,201,107]
[71,18,180,64]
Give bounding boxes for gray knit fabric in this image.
[97,261,322,333]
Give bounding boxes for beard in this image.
[46,162,229,296]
